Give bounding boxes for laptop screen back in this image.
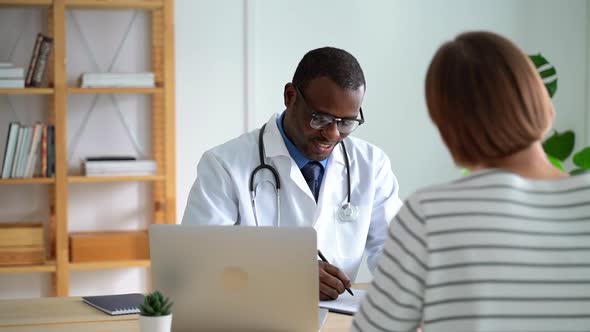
[149,225,319,332]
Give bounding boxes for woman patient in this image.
[352,31,590,331]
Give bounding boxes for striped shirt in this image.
[352,169,590,332]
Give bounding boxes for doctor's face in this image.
[283,77,365,161]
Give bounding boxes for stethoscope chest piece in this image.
[337,202,359,222]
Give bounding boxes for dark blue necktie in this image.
[301,161,323,202]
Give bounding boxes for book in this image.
[41,125,47,177]
[16,127,33,178]
[80,72,155,88]
[46,125,55,177]
[0,67,24,78]
[30,35,53,87]
[1,122,20,178]
[11,127,28,178]
[85,156,137,161]
[84,160,157,176]
[0,79,25,88]
[319,289,366,315]
[82,293,144,316]
[25,34,43,87]
[24,123,43,178]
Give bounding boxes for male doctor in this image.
[182,47,402,300]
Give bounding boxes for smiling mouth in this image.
[312,140,336,155]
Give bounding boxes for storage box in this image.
[0,246,45,265]
[0,222,44,247]
[69,231,149,262]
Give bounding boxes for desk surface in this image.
[0,294,358,332]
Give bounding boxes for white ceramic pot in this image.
[139,314,172,332]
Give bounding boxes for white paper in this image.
[319,289,366,315]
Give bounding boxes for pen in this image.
[317,249,354,296]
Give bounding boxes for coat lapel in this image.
[263,115,316,202]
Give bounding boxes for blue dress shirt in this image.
[276,112,328,189]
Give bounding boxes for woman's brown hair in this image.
[425,31,554,167]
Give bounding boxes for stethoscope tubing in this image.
[249,123,352,226]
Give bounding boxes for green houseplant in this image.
[139,291,173,332]
[529,53,590,174]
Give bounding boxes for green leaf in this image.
[529,53,558,98]
[140,303,156,315]
[570,168,587,175]
[545,79,558,98]
[547,155,565,171]
[573,147,590,169]
[162,302,173,315]
[543,130,575,161]
[529,53,548,67]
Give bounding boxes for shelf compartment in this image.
[0,178,55,185]
[69,259,150,271]
[68,87,163,94]
[0,261,56,273]
[69,230,149,263]
[68,175,165,183]
[65,0,163,10]
[0,0,51,6]
[0,88,54,95]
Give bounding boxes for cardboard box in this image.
[69,230,149,262]
[0,246,45,265]
[0,222,44,247]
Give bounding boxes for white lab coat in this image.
[182,114,402,279]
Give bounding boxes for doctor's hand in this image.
[318,261,352,301]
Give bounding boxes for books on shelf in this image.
[84,159,157,176]
[79,72,155,88]
[1,122,55,179]
[0,62,25,88]
[0,66,24,78]
[25,33,53,88]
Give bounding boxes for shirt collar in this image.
[276,112,328,169]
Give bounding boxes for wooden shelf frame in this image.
[68,175,165,183]
[0,0,163,9]
[0,261,56,274]
[67,87,162,94]
[0,178,55,185]
[0,0,52,6]
[65,0,163,10]
[0,0,175,296]
[68,259,150,271]
[0,88,54,95]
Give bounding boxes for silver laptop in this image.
[149,225,319,332]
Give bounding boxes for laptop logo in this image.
[221,266,248,291]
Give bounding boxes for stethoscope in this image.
[249,123,359,227]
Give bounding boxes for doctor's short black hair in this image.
[292,47,366,92]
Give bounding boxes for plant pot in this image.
[139,314,172,332]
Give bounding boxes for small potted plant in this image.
[139,291,173,332]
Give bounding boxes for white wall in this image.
[176,0,590,282]
[1,0,588,298]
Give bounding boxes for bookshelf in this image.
[0,0,175,296]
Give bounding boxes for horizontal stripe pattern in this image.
[352,171,590,332]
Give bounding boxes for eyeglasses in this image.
[295,86,364,134]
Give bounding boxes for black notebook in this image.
[82,293,144,316]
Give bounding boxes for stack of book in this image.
[1,122,55,179]
[0,63,25,88]
[84,157,157,176]
[80,72,155,88]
